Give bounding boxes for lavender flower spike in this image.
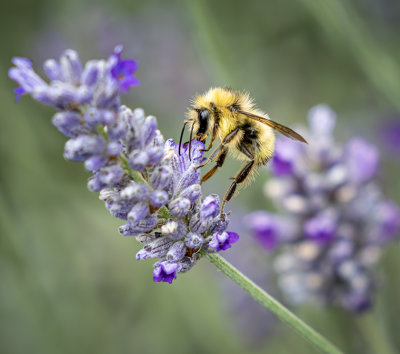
[9,48,239,284]
[248,104,400,312]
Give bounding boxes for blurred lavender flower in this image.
[9,48,238,284]
[379,118,400,156]
[247,104,400,312]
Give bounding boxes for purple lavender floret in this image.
[247,104,400,312]
[153,261,179,284]
[208,231,239,251]
[9,48,239,284]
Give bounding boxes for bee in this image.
[180,87,307,216]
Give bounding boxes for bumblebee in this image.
[180,87,307,216]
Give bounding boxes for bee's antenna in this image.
[178,121,188,156]
[188,122,195,161]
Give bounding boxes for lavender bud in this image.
[103,191,134,220]
[84,108,104,127]
[185,232,203,249]
[129,150,148,170]
[180,184,202,204]
[136,237,174,260]
[178,257,196,273]
[43,59,63,81]
[166,241,186,262]
[189,212,210,234]
[150,165,173,190]
[107,142,122,156]
[84,155,109,171]
[176,166,200,192]
[107,121,127,141]
[142,115,157,145]
[120,182,150,202]
[88,164,125,191]
[75,86,93,105]
[150,190,169,208]
[200,194,220,219]
[81,60,101,87]
[146,146,164,166]
[52,112,87,138]
[127,201,150,223]
[169,197,191,217]
[63,135,106,162]
[161,219,186,240]
[119,215,157,236]
[60,49,82,85]
[208,214,230,234]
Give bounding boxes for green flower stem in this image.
[205,252,343,354]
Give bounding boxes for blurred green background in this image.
[1,0,400,353]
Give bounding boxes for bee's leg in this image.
[201,148,227,184]
[221,145,254,217]
[196,128,239,170]
[201,123,218,152]
[178,121,189,156]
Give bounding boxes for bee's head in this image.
[190,107,210,141]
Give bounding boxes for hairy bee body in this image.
[184,87,306,215]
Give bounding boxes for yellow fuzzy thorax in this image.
[191,87,275,166]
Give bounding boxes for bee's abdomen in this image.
[241,123,258,145]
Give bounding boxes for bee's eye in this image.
[197,109,210,135]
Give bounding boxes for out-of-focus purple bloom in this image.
[304,213,336,245]
[271,138,303,176]
[10,48,239,284]
[345,138,379,183]
[247,104,400,312]
[379,119,400,155]
[374,200,400,240]
[245,211,283,250]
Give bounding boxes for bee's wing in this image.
[236,109,308,144]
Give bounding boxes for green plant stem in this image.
[356,313,395,354]
[204,252,343,354]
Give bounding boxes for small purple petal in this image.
[153,261,178,284]
[110,46,140,93]
[208,231,239,251]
